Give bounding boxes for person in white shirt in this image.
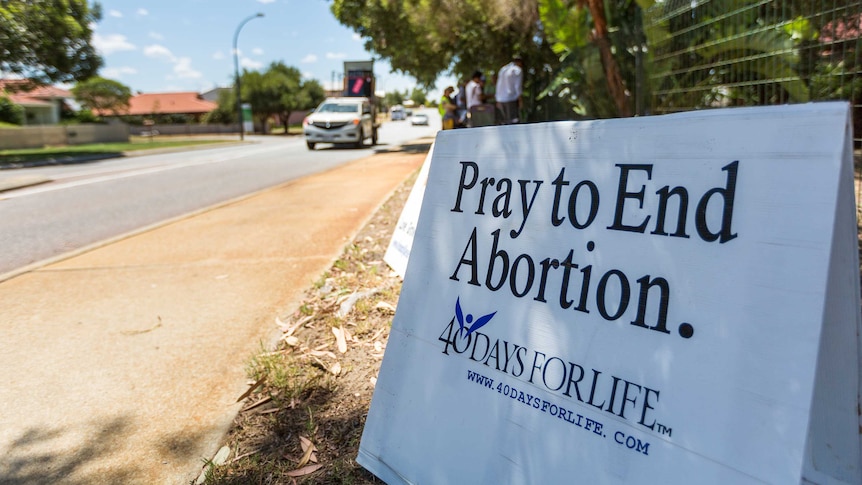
[495,55,524,124]
[464,71,485,126]
[465,71,485,127]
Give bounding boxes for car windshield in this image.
[317,103,360,113]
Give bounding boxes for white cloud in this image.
[143,44,175,61]
[143,44,203,81]
[149,32,164,41]
[137,8,149,16]
[326,52,347,60]
[173,57,201,79]
[240,57,264,69]
[102,66,138,79]
[302,71,313,79]
[352,33,362,42]
[301,54,318,64]
[93,33,136,55]
[212,51,225,60]
[252,47,264,56]
[257,0,276,3]
[108,9,122,18]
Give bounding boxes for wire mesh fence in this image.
[644,0,862,146]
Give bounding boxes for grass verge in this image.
[0,138,234,166]
[198,166,419,485]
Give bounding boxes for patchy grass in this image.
[198,167,419,485]
[0,137,234,166]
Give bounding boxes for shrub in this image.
[0,96,24,125]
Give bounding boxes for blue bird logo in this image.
[455,297,496,337]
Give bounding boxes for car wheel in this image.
[354,128,364,149]
[306,141,315,150]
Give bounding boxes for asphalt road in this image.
[0,113,439,277]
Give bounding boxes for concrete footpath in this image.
[0,143,429,484]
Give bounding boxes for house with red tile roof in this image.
[96,91,218,121]
[0,80,72,125]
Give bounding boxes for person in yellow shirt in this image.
[438,86,457,130]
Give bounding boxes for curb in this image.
[0,175,52,193]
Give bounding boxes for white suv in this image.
[303,97,376,150]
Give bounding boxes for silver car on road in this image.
[303,97,376,150]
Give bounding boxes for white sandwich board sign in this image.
[358,102,861,484]
[384,143,434,278]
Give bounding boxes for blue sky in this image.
[91,0,451,97]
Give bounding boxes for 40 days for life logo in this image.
[438,296,668,437]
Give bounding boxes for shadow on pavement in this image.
[0,415,222,484]
[157,426,224,465]
[310,140,434,155]
[0,416,138,485]
[372,141,434,155]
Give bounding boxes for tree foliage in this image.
[538,0,644,118]
[332,0,859,122]
[331,0,561,121]
[641,0,834,113]
[382,90,405,110]
[408,87,427,106]
[0,95,24,125]
[268,62,326,131]
[330,0,550,86]
[71,76,131,116]
[204,89,237,125]
[240,62,327,133]
[0,0,103,84]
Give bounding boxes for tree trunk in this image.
[585,0,633,117]
[283,110,292,134]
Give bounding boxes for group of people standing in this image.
[438,55,524,130]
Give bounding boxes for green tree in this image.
[408,87,427,106]
[331,0,560,121]
[241,69,280,133]
[267,62,326,133]
[71,76,131,116]
[538,0,644,118]
[203,89,237,125]
[241,62,327,133]
[295,79,326,122]
[0,95,24,125]
[0,0,103,84]
[383,90,405,110]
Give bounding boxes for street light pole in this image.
[233,12,264,141]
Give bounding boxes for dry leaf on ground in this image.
[234,374,267,403]
[299,436,318,464]
[375,301,396,313]
[286,464,323,477]
[332,326,348,353]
